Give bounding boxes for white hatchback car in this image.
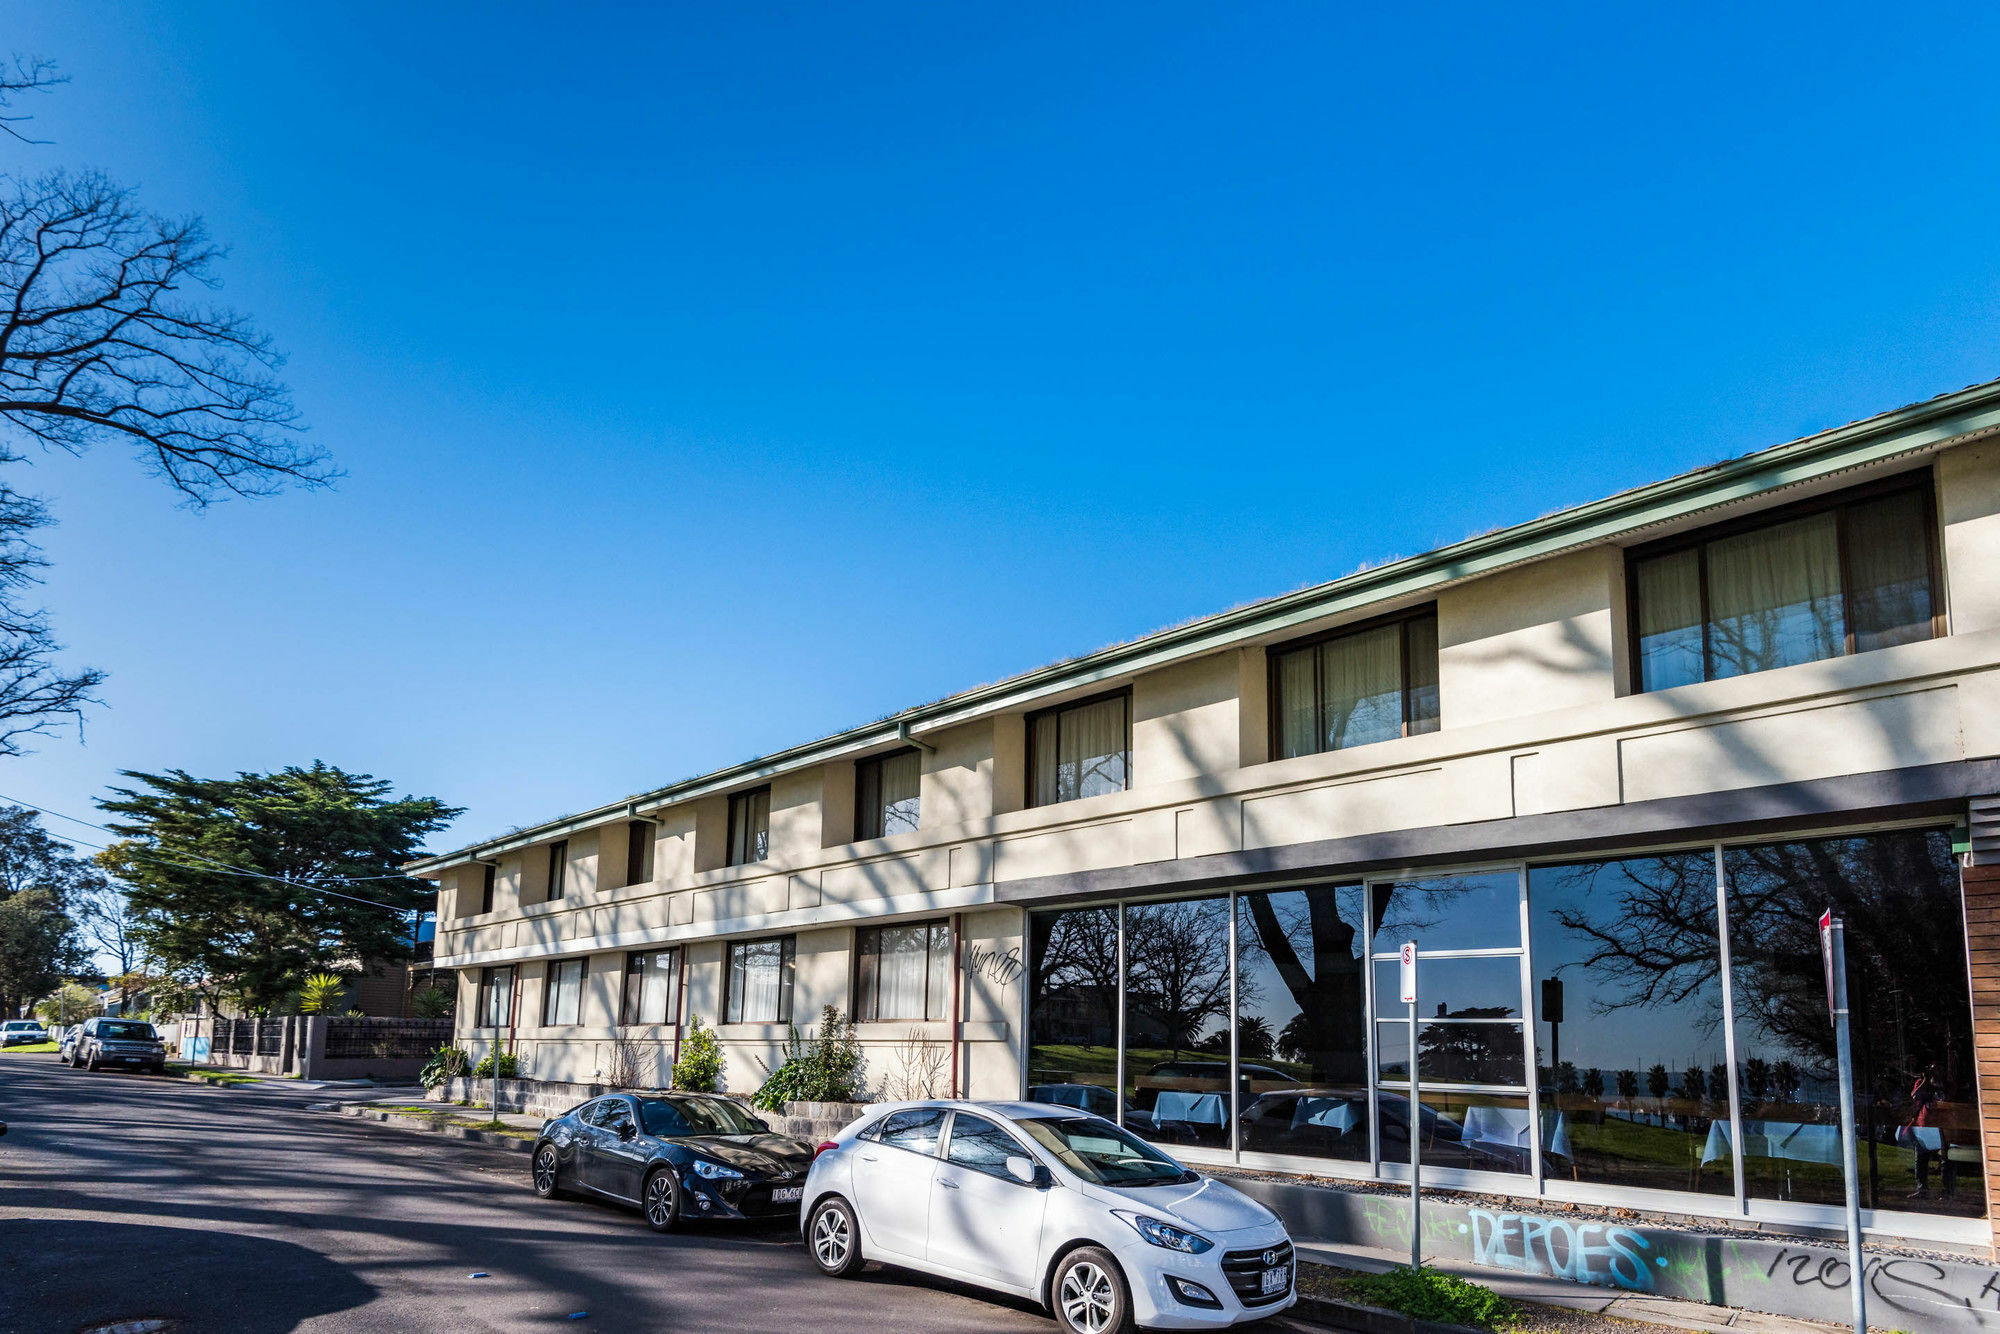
[801,1100,1296,1333]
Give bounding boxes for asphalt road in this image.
[0,1053,1078,1334]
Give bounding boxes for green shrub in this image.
[420,1045,470,1087]
[297,973,349,1014]
[673,1014,724,1092]
[753,1006,866,1111]
[472,1050,519,1078]
[1344,1267,1518,1331]
[411,985,456,1019]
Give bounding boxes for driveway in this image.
[0,1053,1061,1333]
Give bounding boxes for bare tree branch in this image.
[0,56,66,146]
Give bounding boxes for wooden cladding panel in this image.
[1963,861,2000,1254]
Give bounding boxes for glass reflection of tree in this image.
[1127,900,1241,1057]
[1030,908,1119,1077]
[1544,856,1722,1032]
[1240,887,1366,1082]
[1418,1005,1516,1083]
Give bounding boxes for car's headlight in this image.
[690,1158,743,1181]
[1112,1210,1213,1254]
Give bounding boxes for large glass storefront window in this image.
[1123,897,1233,1149]
[1529,854,1734,1198]
[1027,906,1122,1121]
[1024,826,1982,1233]
[1725,831,1983,1220]
[1235,885,1369,1162]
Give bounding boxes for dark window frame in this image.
[626,821,651,885]
[1265,603,1441,761]
[477,964,513,1029]
[853,918,953,1022]
[541,956,586,1027]
[620,946,681,1027]
[479,863,496,915]
[855,747,923,841]
[1622,471,1945,694]
[722,934,796,1025]
[727,787,772,867]
[547,840,569,901]
[1025,687,1133,809]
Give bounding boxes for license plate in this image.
[771,1186,803,1204]
[1261,1268,1288,1295]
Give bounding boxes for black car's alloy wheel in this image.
[642,1169,679,1233]
[1052,1247,1133,1334]
[807,1197,864,1277]
[531,1145,561,1198]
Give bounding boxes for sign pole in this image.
[1822,911,1866,1334]
[1401,941,1420,1270]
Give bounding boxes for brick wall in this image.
[1965,859,2000,1255]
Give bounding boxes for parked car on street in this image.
[0,1019,49,1047]
[530,1092,813,1231]
[65,1017,167,1073]
[802,1100,1296,1334]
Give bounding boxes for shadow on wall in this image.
[0,1218,375,1333]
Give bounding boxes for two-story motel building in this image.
[412,380,2000,1249]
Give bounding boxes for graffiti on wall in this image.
[963,942,1023,988]
[1465,1208,1663,1291]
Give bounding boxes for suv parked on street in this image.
[66,1017,167,1073]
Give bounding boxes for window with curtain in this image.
[1028,692,1131,807]
[1269,609,1440,760]
[621,948,679,1026]
[542,958,585,1026]
[856,921,951,1020]
[546,840,569,901]
[725,935,795,1024]
[1631,479,1938,692]
[857,749,922,840]
[727,787,770,866]
[477,965,513,1028]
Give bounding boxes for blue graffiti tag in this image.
[1467,1208,1656,1291]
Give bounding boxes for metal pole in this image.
[1828,917,1866,1334]
[1408,945,1421,1271]
[1227,894,1240,1158]
[1115,904,1127,1130]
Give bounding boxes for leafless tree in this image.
[885,1027,949,1100]
[75,877,142,977]
[0,57,331,751]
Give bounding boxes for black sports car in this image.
[531,1091,814,1231]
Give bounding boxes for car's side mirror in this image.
[1005,1155,1049,1188]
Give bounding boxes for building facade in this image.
[414,381,2000,1250]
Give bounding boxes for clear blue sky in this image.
[5,3,1999,862]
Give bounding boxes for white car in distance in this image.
[801,1100,1296,1333]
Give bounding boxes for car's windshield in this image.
[636,1095,764,1137]
[1014,1116,1193,1187]
[98,1021,155,1040]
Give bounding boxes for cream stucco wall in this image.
[1133,651,1240,785]
[1437,545,1621,731]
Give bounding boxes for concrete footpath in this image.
[1298,1239,1847,1334]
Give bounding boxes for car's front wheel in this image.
[642,1168,680,1233]
[1051,1247,1133,1334]
[531,1144,563,1199]
[806,1196,864,1277]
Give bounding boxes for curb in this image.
[309,1103,536,1154]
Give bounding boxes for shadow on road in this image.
[0,1217,375,1333]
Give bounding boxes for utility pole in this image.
[1401,942,1421,1270]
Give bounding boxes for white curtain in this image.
[875,926,929,1020]
[1321,624,1402,749]
[1062,696,1129,801]
[1635,547,1704,690]
[731,940,785,1022]
[546,960,582,1026]
[626,951,676,1025]
[878,750,921,836]
[1706,512,1842,678]
[1846,491,1932,652]
[1274,645,1318,758]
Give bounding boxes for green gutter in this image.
[404,377,2000,874]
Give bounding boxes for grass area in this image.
[1299,1264,1520,1332]
[165,1063,259,1086]
[370,1104,536,1139]
[0,1042,58,1054]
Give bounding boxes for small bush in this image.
[1344,1267,1518,1331]
[472,1051,519,1079]
[297,973,349,1014]
[753,1006,865,1111]
[420,1045,470,1087]
[673,1014,723,1092]
[411,985,456,1019]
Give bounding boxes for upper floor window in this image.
[856,920,951,1021]
[626,820,653,885]
[856,749,921,840]
[621,948,679,1026]
[725,935,795,1024]
[477,862,496,915]
[1270,607,1440,759]
[546,840,569,901]
[1629,477,1939,693]
[1028,690,1130,807]
[727,787,771,867]
[477,964,513,1028]
[542,957,585,1026]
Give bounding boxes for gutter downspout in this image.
[897,720,936,754]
